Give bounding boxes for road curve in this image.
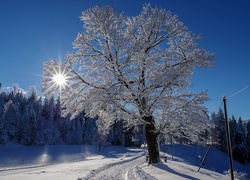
[82,153,156,180]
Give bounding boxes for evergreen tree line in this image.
[0,85,146,147]
[210,108,250,164]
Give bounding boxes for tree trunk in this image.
[144,115,160,164]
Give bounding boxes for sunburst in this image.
[42,60,74,100]
[43,61,71,92]
[53,73,67,87]
[51,64,71,91]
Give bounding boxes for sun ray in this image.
[50,63,70,89]
[53,73,66,86]
[42,60,74,98]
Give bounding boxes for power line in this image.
[210,101,222,111]
[228,85,250,98]
[209,84,250,113]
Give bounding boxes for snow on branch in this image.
[42,4,215,140]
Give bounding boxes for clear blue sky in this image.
[1,0,250,119]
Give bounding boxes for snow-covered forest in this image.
[0,84,146,147]
[1,84,250,165]
[210,108,250,164]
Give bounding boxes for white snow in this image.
[0,144,249,180]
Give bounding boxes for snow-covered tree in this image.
[232,117,249,163]
[42,4,214,163]
[0,93,5,144]
[28,86,38,104]
[246,121,250,161]
[96,117,112,151]
[0,121,7,144]
[229,116,237,140]
[215,108,227,151]
[108,120,124,146]
[237,117,244,134]
[210,112,219,145]
[133,125,146,147]
[83,117,98,145]
[75,115,84,144]
[3,100,18,142]
[20,108,37,145]
[232,131,248,164]
[54,97,61,122]
[41,96,55,128]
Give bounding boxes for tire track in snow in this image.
[82,152,156,180]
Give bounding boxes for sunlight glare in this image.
[53,73,66,87]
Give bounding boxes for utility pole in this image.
[222,96,234,180]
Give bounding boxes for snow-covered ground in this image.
[0,144,249,179]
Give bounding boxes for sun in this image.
[53,73,67,87]
[43,61,71,94]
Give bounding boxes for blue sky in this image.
[0,0,250,119]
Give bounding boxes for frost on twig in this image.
[42,4,215,144]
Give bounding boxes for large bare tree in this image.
[42,4,214,164]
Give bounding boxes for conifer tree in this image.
[246,121,250,161]
[232,117,249,164]
[0,122,7,144]
[229,115,237,142]
[20,108,37,145]
[3,100,18,142]
[216,108,227,151]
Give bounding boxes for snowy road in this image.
[82,153,156,180]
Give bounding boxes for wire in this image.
[228,85,250,98]
[209,84,250,113]
[210,101,222,111]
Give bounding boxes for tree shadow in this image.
[152,163,200,180]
